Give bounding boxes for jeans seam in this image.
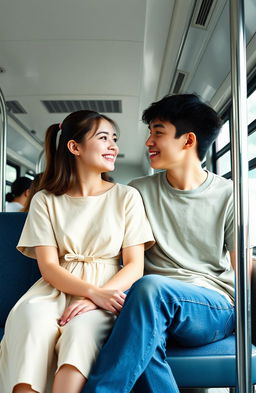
[168,297,233,310]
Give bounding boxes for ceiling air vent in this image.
[6,101,27,114]
[193,0,215,28]
[41,100,122,114]
[172,71,187,94]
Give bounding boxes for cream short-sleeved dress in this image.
[0,183,154,393]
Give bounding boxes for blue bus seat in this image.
[0,212,41,339]
[167,335,256,388]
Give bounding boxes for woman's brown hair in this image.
[39,110,118,195]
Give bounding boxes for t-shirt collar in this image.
[161,169,214,195]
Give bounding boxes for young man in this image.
[83,94,237,393]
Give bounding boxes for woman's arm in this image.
[35,246,125,312]
[101,244,144,291]
[59,243,145,324]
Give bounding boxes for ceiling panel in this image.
[0,40,143,96]
[0,0,146,42]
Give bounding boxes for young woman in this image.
[0,110,154,393]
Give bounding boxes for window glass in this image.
[216,120,230,151]
[5,184,11,194]
[216,151,231,176]
[6,164,17,183]
[247,90,256,125]
[248,131,256,161]
[249,168,256,179]
[249,174,256,252]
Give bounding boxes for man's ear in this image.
[67,140,80,156]
[183,132,196,149]
[24,188,30,197]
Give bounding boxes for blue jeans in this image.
[83,275,235,393]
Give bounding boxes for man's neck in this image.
[166,165,208,191]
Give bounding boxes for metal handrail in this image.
[0,88,7,212]
[36,150,44,174]
[230,1,252,392]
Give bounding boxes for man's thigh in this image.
[163,279,235,346]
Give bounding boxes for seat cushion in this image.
[0,213,41,328]
[167,335,256,387]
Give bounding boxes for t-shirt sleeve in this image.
[225,184,256,250]
[224,195,234,252]
[17,191,58,259]
[122,188,155,250]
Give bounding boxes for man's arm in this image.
[229,249,253,272]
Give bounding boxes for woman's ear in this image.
[67,140,80,156]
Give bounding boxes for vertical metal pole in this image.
[0,88,7,212]
[36,150,44,174]
[230,1,252,392]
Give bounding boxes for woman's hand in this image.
[59,299,98,326]
[87,287,126,315]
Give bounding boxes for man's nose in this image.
[146,135,155,146]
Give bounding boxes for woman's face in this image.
[75,119,119,173]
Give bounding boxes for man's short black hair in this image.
[142,94,223,161]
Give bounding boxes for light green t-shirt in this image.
[130,171,235,302]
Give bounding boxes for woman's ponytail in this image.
[39,124,61,193]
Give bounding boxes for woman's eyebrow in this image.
[95,131,117,137]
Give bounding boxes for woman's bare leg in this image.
[52,364,86,393]
[13,384,38,393]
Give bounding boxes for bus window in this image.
[247,89,256,125]
[216,120,230,152]
[216,150,231,176]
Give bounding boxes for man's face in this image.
[146,119,189,170]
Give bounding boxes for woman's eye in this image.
[113,138,118,143]
[100,136,107,140]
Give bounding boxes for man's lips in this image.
[148,151,160,159]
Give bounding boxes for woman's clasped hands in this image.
[59,287,126,326]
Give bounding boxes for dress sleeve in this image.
[122,188,155,250]
[17,191,58,259]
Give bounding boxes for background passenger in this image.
[6,176,32,212]
[83,94,255,393]
[0,110,154,393]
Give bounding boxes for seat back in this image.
[0,212,41,330]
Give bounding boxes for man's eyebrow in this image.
[148,123,165,129]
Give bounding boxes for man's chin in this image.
[150,162,162,170]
